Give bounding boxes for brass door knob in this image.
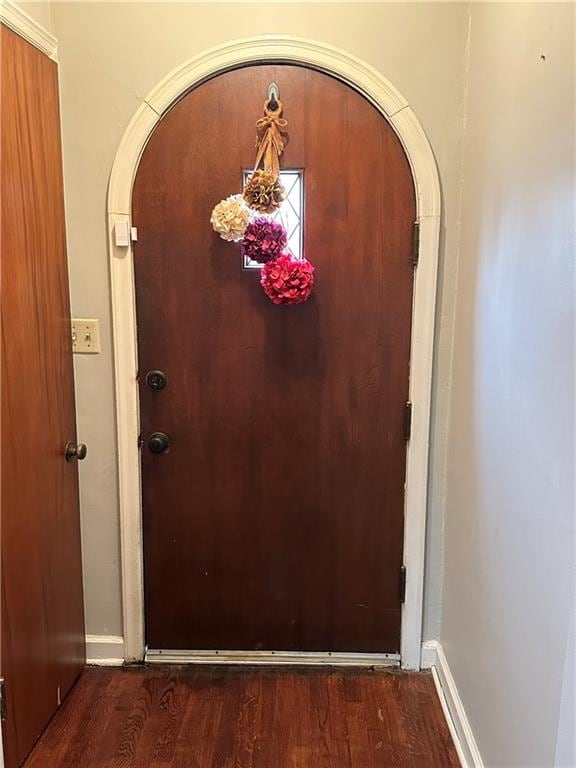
[65,441,87,462]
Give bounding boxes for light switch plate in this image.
[72,319,101,354]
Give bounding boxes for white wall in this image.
[52,1,470,639]
[12,0,52,32]
[555,606,575,767]
[441,3,575,766]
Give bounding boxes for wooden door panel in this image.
[1,25,85,767]
[134,65,415,653]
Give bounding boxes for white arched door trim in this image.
[108,36,441,670]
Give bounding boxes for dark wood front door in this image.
[1,25,86,767]
[133,65,415,654]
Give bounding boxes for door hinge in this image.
[412,220,420,268]
[1,678,7,721]
[404,401,412,441]
[399,565,407,604]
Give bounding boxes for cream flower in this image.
[210,194,250,242]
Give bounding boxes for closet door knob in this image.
[65,441,87,462]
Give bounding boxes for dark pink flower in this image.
[260,254,315,305]
[241,217,287,264]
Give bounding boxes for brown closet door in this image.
[1,25,85,767]
[134,65,415,654]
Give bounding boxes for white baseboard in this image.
[86,634,125,666]
[421,640,484,768]
[420,639,439,669]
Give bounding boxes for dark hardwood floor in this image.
[25,665,459,767]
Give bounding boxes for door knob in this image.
[145,370,168,391]
[65,441,87,462]
[148,432,171,454]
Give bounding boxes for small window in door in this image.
[242,169,304,268]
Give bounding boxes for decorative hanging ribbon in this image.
[253,98,288,180]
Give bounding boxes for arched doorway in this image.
[107,37,440,670]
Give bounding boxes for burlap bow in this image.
[254,99,288,180]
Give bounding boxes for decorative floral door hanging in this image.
[210,85,315,305]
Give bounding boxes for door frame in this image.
[107,36,441,671]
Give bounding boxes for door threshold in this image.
[145,649,401,667]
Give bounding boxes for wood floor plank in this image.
[25,666,460,768]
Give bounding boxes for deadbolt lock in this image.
[145,370,168,391]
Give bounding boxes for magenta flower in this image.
[241,216,288,264]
